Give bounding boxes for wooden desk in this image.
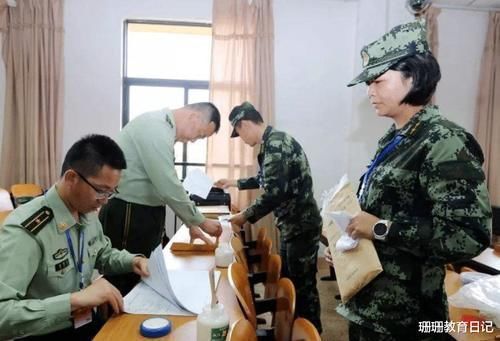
[445,270,500,340]
[94,225,242,340]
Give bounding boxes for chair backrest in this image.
[274,277,296,341]
[10,184,43,206]
[255,226,267,249]
[264,254,281,299]
[230,235,249,272]
[228,262,257,328]
[0,188,14,211]
[258,237,272,272]
[291,317,321,341]
[0,210,12,226]
[227,318,257,341]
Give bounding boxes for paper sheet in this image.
[183,169,213,199]
[124,245,221,315]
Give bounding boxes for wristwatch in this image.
[372,220,391,241]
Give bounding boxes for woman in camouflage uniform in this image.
[327,20,491,340]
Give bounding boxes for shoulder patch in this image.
[21,206,54,235]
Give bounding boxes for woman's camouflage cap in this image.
[347,20,430,87]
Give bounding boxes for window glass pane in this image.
[187,140,207,163]
[186,165,206,175]
[188,89,209,103]
[127,24,212,80]
[175,165,183,180]
[174,142,183,162]
[129,86,184,121]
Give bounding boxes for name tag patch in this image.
[55,259,70,272]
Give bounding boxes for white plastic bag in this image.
[448,275,500,327]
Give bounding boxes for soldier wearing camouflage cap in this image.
[215,101,323,333]
[325,20,492,340]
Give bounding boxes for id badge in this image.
[73,308,92,329]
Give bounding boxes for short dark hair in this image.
[61,134,126,177]
[186,102,221,133]
[389,53,441,106]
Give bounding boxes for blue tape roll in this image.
[140,317,172,338]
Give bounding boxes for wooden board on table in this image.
[170,242,216,252]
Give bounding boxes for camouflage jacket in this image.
[238,126,322,241]
[337,105,491,335]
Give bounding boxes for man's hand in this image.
[199,218,223,237]
[132,256,149,277]
[189,225,216,245]
[229,212,247,226]
[214,179,237,189]
[345,211,379,240]
[324,247,334,267]
[70,277,123,314]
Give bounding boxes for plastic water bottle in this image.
[196,303,229,341]
[215,243,234,268]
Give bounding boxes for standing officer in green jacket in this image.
[99,102,223,295]
[215,102,323,333]
[0,134,149,340]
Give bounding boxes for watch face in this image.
[374,222,388,236]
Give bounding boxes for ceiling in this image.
[432,0,500,9]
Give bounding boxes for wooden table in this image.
[445,270,500,340]
[94,225,242,340]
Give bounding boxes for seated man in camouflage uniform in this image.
[0,134,149,340]
[326,20,491,340]
[215,102,322,333]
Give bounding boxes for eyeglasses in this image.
[73,170,119,200]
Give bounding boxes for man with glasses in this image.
[99,102,223,295]
[0,134,149,340]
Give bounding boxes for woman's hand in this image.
[346,211,379,240]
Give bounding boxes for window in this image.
[122,20,212,179]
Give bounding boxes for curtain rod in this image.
[433,4,500,13]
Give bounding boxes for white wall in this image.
[274,0,357,202]
[63,0,212,155]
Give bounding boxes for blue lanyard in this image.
[359,134,404,198]
[65,229,85,290]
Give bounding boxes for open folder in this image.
[124,245,221,316]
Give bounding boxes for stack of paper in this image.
[124,245,221,315]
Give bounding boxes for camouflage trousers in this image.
[280,228,322,334]
[348,322,456,341]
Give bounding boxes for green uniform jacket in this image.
[337,105,492,335]
[239,126,322,241]
[115,109,204,226]
[0,186,136,339]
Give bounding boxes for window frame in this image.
[122,19,211,180]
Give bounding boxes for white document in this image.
[124,245,221,315]
[183,169,213,199]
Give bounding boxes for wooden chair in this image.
[10,184,43,207]
[231,234,273,273]
[291,317,321,341]
[228,262,296,340]
[273,277,296,341]
[0,188,14,211]
[228,318,257,341]
[0,210,12,226]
